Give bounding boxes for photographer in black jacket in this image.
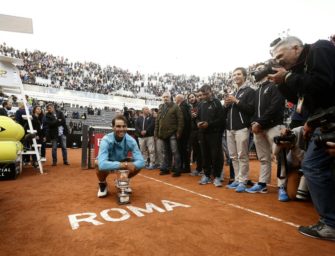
[269,36,335,241]
[247,63,287,201]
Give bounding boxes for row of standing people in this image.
[135,65,289,201]
[0,101,69,166]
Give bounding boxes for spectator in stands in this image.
[123,107,135,128]
[31,105,47,164]
[96,115,144,197]
[0,101,12,116]
[154,91,184,177]
[247,63,288,200]
[197,85,225,187]
[175,94,192,173]
[188,93,203,176]
[44,103,69,166]
[15,102,28,128]
[135,106,156,169]
[224,67,255,192]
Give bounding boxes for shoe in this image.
[125,187,132,194]
[172,172,181,177]
[278,186,289,202]
[296,189,309,201]
[40,157,46,162]
[97,182,108,198]
[235,182,246,193]
[147,164,155,170]
[298,221,335,241]
[189,170,200,176]
[64,162,70,165]
[226,181,239,189]
[52,162,57,166]
[199,175,212,185]
[213,177,222,187]
[246,183,268,193]
[159,169,170,175]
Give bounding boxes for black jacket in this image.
[225,84,255,130]
[0,108,8,116]
[135,115,155,137]
[190,101,200,131]
[197,97,225,133]
[32,114,46,138]
[44,110,68,140]
[178,100,192,137]
[253,80,285,129]
[278,40,335,115]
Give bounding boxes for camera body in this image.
[223,88,229,98]
[306,106,335,129]
[251,60,277,82]
[315,133,335,147]
[306,106,335,147]
[274,132,297,146]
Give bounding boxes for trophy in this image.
[115,169,131,205]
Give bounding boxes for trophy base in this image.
[117,192,130,205]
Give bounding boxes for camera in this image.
[274,131,296,145]
[223,88,229,98]
[251,60,277,82]
[306,106,335,129]
[306,106,335,147]
[314,133,335,147]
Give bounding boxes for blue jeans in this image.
[51,135,68,164]
[302,129,335,227]
[161,135,181,173]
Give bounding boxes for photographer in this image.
[246,63,287,200]
[273,126,309,201]
[269,36,335,241]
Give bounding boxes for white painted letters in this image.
[68,200,191,230]
[161,200,191,211]
[127,203,166,217]
[100,208,131,222]
[68,212,103,230]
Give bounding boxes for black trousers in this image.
[190,130,202,172]
[198,132,223,178]
[177,133,191,172]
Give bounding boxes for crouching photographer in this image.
[268,36,335,241]
[273,127,309,201]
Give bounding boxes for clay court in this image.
[1,148,334,256]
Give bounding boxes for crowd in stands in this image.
[1,42,260,102]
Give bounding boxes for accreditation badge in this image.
[296,97,304,113]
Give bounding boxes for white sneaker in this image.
[97,182,108,198]
[40,157,47,162]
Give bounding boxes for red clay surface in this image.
[1,148,335,256]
